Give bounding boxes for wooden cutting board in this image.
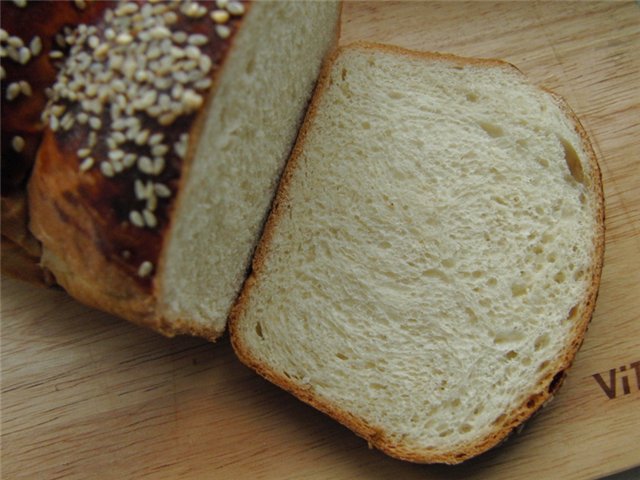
[2,2,639,478]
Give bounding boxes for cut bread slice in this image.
[230,42,604,463]
[27,1,341,338]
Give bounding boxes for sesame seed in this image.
[158,114,176,126]
[152,157,165,175]
[50,50,63,59]
[100,162,115,177]
[135,130,150,146]
[89,117,102,130]
[138,156,154,174]
[171,83,184,99]
[188,33,209,46]
[74,0,87,10]
[164,11,178,24]
[143,209,157,227]
[18,46,31,64]
[152,144,169,157]
[184,3,206,18]
[12,136,25,153]
[78,148,91,158]
[215,25,231,40]
[146,194,158,211]
[50,115,59,131]
[199,55,212,74]
[148,133,164,146]
[94,43,109,59]
[117,2,138,16]
[8,35,23,48]
[0,66,5,80]
[137,261,153,278]
[151,26,172,40]
[79,157,95,172]
[88,131,97,147]
[77,112,88,124]
[134,179,146,199]
[211,10,230,24]
[112,131,126,144]
[123,153,137,168]
[172,31,188,44]
[13,0,27,7]
[182,90,203,110]
[88,35,100,49]
[18,80,32,96]
[216,0,229,8]
[129,210,145,228]
[0,30,7,42]
[227,1,245,16]
[116,33,134,45]
[30,36,42,56]
[185,45,201,60]
[109,149,124,161]
[61,114,75,130]
[154,183,172,198]
[112,160,124,173]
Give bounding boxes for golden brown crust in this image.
[1,0,113,282]
[230,42,605,464]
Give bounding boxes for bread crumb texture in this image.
[235,45,601,461]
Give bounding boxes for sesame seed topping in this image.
[49,50,64,59]
[183,3,207,18]
[18,46,31,64]
[79,157,95,172]
[152,157,165,175]
[30,36,42,56]
[148,133,164,146]
[151,144,169,157]
[0,30,7,43]
[137,261,153,278]
[88,131,97,147]
[78,148,92,158]
[89,117,102,130]
[19,80,32,96]
[188,33,209,46]
[129,210,144,228]
[138,156,154,175]
[49,115,59,131]
[227,1,245,16]
[215,25,231,40]
[108,149,125,161]
[100,162,115,177]
[216,0,229,9]
[13,0,27,8]
[154,183,172,198]
[142,209,157,227]
[12,136,25,153]
[123,153,137,168]
[74,0,87,10]
[8,36,23,48]
[0,66,5,80]
[211,9,230,24]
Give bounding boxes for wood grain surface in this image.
[2,2,639,479]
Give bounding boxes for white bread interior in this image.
[231,43,604,463]
[160,1,341,336]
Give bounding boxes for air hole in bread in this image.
[341,67,347,81]
[559,135,585,184]
[361,121,371,129]
[493,329,524,345]
[511,283,528,297]
[388,91,403,100]
[245,55,256,75]
[441,258,455,268]
[487,277,497,287]
[370,382,385,390]
[567,305,579,320]
[255,321,264,339]
[335,352,348,361]
[553,271,566,283]
[459,423,473,434]
[537,157,549,168]
[538,360,550,372]
[466,92,479,102]
[505,350,518,360]
[478,121,504,138]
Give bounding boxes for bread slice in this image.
[27,1,341,338]
[230,42,605,464]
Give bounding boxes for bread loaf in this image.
[27,0,341,338]
[230,43,605,463]
[1,0,113,284]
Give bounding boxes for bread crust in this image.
[230,42,605,464]
[1,0,114,284]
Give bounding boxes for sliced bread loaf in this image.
[230,43,604,463]
[27,1,341,338]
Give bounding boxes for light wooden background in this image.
[2,2,639,479]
